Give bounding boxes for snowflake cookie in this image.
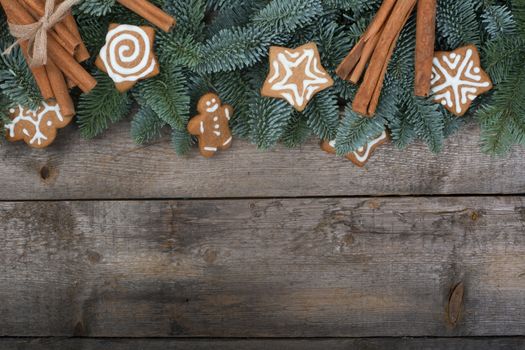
[431,45,493,116]
[261,43,334,112]
[96,24,159,92]
[321,131,390,167]
[4,101,72,149]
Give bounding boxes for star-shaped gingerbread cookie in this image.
[261,43,334,112]
[96,24,159,92]
[430,45,493,116]
[321,131,390,167]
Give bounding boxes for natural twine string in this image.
[3,0,81,67]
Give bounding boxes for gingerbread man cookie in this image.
[430,45,493,116]
[262,43,334,112]
[188,93,233,158]
[96,24,159,92]
[4,101,72,148]
[321,131,390,167]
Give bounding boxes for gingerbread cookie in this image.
[431,45,492,116]
[96,24,159,92]
[4,101,72,148]
[188,93,233,158]
[261,43,334,112]
[321,131,390,167]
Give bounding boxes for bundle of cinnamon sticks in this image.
[336,0,437,117]
[0,0,176,118]
[0,0,95,117]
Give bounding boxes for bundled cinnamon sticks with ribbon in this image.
[336,0,437,117]
[1,0,96,117]
[0,0,176,119]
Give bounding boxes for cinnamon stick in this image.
[353,0,417,116]
[62,12,90,62]
[56,0,90,62]
[117,0,176,32]
[1,1,54,99]
[336,0,397,82]
[19,0,80,56]
[46,60,75,117]
[415,0,437,97]
[0,0,97,93]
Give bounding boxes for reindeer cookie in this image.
[188,93,233,158]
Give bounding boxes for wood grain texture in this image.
[1,337,524,350]
[1,197,524,337]
[0,121,524,200]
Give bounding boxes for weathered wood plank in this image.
[1,337,524,350]
[0,121,524,200]
[1,197,524,337]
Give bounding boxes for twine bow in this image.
[4,0,81,67]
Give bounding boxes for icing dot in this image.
[212,99,216,103]
[474,67,480,73]
[9,108,15,113]
[441,100,447,106]
[213,117,219,121]
[214,125,220,129]
[47,121,53,126]
[206,101,211,106]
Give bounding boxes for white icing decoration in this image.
[223,137,232,146]
[353,131,388,164]
[328,131,387,163]
[204,147,217,152]
[100,25,157,83]
[268,47,330,108]
[5,102,63,145]
[213,131,221,136]
[431,48,490,114]
[206,104,219,113]
[199,121,204,134]
[225,108,230,121]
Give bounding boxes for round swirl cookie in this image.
[96,24,159,92]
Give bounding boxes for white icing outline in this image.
[5,102,63,146]
[353,131,387,163]
[328,131,387,163]
[206,104,219,113]
[100,25,157,83]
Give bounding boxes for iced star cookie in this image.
[431,45,493,116]
[321,131,390,167]
[96,24,159,92]
[4,101,72,149]
[188,93,233,158]
[261,43,334,112]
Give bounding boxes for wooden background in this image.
[1,120,524,349]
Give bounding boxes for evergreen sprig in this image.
[0,0,523,157]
